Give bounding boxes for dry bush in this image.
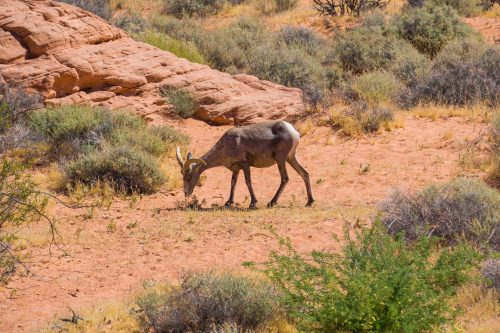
[481,259,500,290]
[0,83,43,134]
[312,0,390,16]
[136,272,282,333]
[58,0,113,20]
[330,103,394,136]
[380,178,500,251]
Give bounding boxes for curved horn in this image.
[176,146,184,168]
[183,158,207,173]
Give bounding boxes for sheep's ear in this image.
[187,152,193,160]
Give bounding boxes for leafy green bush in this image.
[380,178,500,251]
[136,272,282,332]
[263,223,479,333]
[0,160,47,285]
[135,30,206,64]
[160,86,199,119]
[351,71,401,104]
[394,5,474,57]
[59,0,112,20]
[66,145,166,194]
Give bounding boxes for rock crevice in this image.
[0,0,303,124]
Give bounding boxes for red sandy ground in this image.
[0,116,487,332]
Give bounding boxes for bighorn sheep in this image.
[176,120,314,208]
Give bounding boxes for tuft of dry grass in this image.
[411,105,492,122]
[442,282,500,333]
[42,301,141,333]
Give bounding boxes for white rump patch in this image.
[283,121,301,140]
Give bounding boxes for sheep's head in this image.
[176,146,206,196]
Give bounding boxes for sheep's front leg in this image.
[225,169,240,207]
[242,164,257,209]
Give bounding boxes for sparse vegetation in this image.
[330,103,395,136]
[0,160,47,285]
[136,272,282,332]
[58,0,113,20]
[380,178,500,251]
[262,223,479,333]
[160,86,199,119]
[312,0,390,16]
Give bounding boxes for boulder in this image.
[0,0,303,125]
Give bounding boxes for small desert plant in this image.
[135,30,206,64]
[163,0,227,18]
[0,160,47,285]
[0,83,43,134]
[380,178,500,251]
[58,0,113,20]
[276,26,325,57]
[262,223,479,333]
[330,103,394,135]
[135,272,282,332]
[160,86,199,119]
[394,4,474,57]
[313,0,390,16]
[351,71,401,104]
[254,0,298,14]
[481,259,499,289]
[112,12,148,34]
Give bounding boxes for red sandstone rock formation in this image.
[0,0,303,124]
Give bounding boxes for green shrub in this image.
[428,0,482,16]
[276,26,325,57]
[380,178,500,251]
[160,86,199,119]
[136,272,282,332]
[66,145,166,194]
[481,259,500,289]
[135,30,206,64]
[330,26,402,74]
[390,47,431,87]
[248,46,325,106]
[263,223,479,333]
[59,0,112,20]
[351,71,401,104]
[394,5,474,57]
[28,106,188,193]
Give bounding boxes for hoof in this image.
[306,199,315,207]
[224,201,233,208]
[248,202,257,209]
[267,201,277,208]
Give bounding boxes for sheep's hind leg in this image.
[225,169,240,207]
[267,161,289,208]
[287,156,315,207]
